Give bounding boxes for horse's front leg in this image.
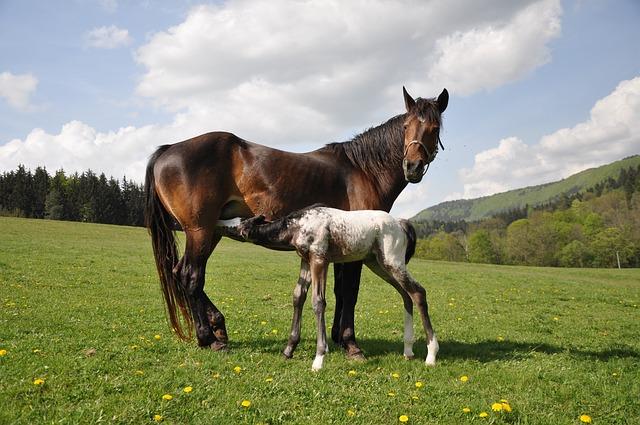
[204,295,228,350]
[284,259,311,359]
[310,257,329,371]
[335,261,365,360]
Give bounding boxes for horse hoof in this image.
[282,351,293,360]
[346,350,366,361]
[404,355,415,360]
[210,341,228,352]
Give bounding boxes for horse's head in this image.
[402,87,448,183]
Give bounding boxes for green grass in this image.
[1,217,639,424]
[413,155,640,222]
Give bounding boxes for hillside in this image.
[412,155,640,222]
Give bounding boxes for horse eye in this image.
[403,124,408,130]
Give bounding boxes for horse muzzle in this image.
[403,159,426,183]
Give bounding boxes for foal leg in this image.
[283,259,311,359]
[365,261,415,359]
[310,257,329,371]
[335,261,365,360]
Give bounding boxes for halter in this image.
[403,138,445,176]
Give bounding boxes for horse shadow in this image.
[227,337,640,363]
[357,338,640,363]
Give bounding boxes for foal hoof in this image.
[210,341,228,352]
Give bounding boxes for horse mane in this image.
[322,98,442,177]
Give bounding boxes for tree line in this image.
[413,164,640,268]
[0,165,145,226]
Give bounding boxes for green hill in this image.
[412,155,640,222]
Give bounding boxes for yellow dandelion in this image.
[462,407,471,413]
[347,410,356,417]
[135,370,144,375]
[33,378,45,386]
[411,395,419,400]
[399,415,409,423]
[154,334,161,340]
[233,366,242,374]
[348,370,357,376]
[153,414,163,422]
[553,317,559,321]
[260,321,267,325]
[459,375,469,382]
[32,349,41,353]
[478,412,488,418]
[265,377,273,383]
[0,349,7,356]
[213,373,220,379]
[579,414,592,423]
[491,402,503,412]
[500,399,508,403]
[415,381,424,388]
[183,386,193,393]
[387,392,396,397]
[501,402,512,413]
[497,336,505,342]
[391,372,400,379]
[241,400,251,408]
[271,329,278,334]
[162,394,173,401]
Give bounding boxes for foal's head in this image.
[402,87,448,183]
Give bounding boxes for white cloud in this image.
[427,0,561,95]
[0,71,38,111]
[86,25,132,49]
[1,0,564,202]
[458,76,640,199]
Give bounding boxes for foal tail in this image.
[399,219,417,264]
[144,145,192,341]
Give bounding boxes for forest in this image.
[0,165,144,227]
[413,165,640,268]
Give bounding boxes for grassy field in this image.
[1,217,639,424]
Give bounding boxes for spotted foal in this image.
[222,204,438,371]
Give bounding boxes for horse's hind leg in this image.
[180,229,222,348]
[365,260,415,359]
[284,259,311,359]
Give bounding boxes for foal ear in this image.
[437,88,449,114]
[403,86,416,112]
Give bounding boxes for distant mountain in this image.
[411,155,640,223]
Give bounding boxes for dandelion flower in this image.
[497,336,504,342]
[411,395,419,400]
[478,412,488,418]
[135,370,144,375]
[491,403,503,412]
[348,370,357,376]
[347,410,355,417]
[233,366,242,374]
[415,381,424,388]
[183,386,193,393]
[271,329,278,334]
[0,349,7,356]
[265,377,273,383]
[392,372,400,379]
[462,407,471,413]
[241,400,251,408]
[501,402,512,412]
[213,373,220,379]
[399,415,409,423]
[154,335,161,340]
[33,378,45,386]
[260,321,267,325]
[153,414,163,422]
[387,392,396,397]
[579,414,592,423]
[162,394,173,401]
[459,375,469,382]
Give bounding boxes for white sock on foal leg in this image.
[311,354,325,371]
[425,334,439,366]
[403,310,415,359]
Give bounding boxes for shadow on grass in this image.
[225,337,639,363]
[357,338,640,362]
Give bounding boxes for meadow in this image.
[0,217,639,424]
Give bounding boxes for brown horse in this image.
[144,87,448,358]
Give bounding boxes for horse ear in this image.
[403,86,416,112]
[437,88,449,113]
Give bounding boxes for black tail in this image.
[399,219,417,264]
[144,145,192,341]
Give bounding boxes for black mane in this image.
[322,97,442,177]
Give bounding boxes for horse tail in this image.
[144,145,193,341]
[399,219,417,264]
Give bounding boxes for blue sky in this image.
[1,0,639,217]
